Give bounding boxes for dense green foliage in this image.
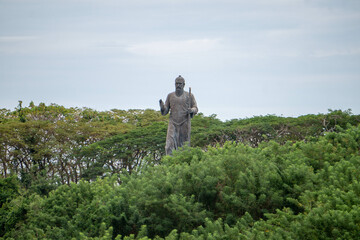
[1,102,360,239]
[0,102,168,185]
[1,102,358,185]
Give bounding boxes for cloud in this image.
[0,33,129,55]
[311,48,360,58]
[0,36,38,42]
[126,38,221,56]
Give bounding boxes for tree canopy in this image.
[1,102,360,239]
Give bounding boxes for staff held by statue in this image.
[188,87,192,146]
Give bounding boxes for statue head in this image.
[175,75,185,94]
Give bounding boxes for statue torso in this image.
[168,91,190,125]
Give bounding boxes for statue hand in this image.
[159,99,165,110]
[187,108,193,114]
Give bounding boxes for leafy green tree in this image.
[1,103,360,239]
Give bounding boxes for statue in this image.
[159,75,198,155]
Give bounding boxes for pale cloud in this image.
[0,36,38,42]
[0,33,128,55]
[311,48,360,58]
[126,38,221,56]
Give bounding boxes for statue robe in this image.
[161,91,198,155]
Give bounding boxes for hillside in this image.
[1,103,360,239]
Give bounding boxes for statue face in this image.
[175,80,185,91]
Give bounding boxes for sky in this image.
[0,0,359,121]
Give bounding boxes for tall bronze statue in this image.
[159,75,198,155]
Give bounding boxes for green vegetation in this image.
[1,102,360,239]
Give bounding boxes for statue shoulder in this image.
[188,91,196,98]
[167,92,176,98]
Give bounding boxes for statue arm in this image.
[160,94,170,115]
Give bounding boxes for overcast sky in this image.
[1,0,359,120]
